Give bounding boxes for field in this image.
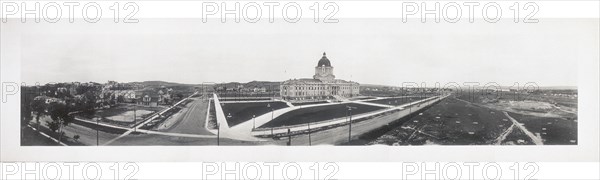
[76,104,163,126]
[507,112,577,145]
[366,97,427,106]
[105,109,154,122]
[217,92,278,98]
[221,101,289,127]
[21,127,61,146]
[371,93,578,145]
[453,90,577,145]
[291,101,329,106]
[349,97,376,101]
[371,97,514,145]
[220,98,272,101]
[260,103,386,128]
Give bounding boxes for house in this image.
[252,87,267,92]
[142,95,152,106]
[123,90,137,102]
[34,96,65,104]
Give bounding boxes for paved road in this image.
[269,97,445,145]
[160,98,213,135]
[103,93,198,145]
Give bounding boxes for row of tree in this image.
[21,87,97,143]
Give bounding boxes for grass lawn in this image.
[21,127,61,146]
[220,98,272,101]
[260,103,385,128]
[221,101,289,127]
[365,97,427,106]
[291,101,329,106]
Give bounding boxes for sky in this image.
[15,18,598,87]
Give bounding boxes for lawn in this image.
[221,101,289,127]
[291,101,329,106]
[220,98,272,101]
[21,127,61,146]
[365,97,428,106]
[260,103,385,128]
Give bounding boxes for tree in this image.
[21,91,34,137]
[117,95,125,103]
[46,103,74,142]
[30,98,46,130]
[73,134,80,142]
[82,91,97,118]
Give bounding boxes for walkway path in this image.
[211,93,264,141]
[503,111,544,145]
[353,101,394,108]
[240,95,448,137]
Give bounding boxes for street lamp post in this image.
[346,106,356,144]
[268,103,274,122]
[287,128,291,146]
[96,117,99,146]
[308,121,312,146]
[133,105,137,132]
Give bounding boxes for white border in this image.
[1,1,598,163]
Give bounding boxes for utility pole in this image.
[268,103,274,122]
[287,128,291,146]
[308,121,312,146]
[133,105,137,132]
[96,118,99,146]
[58,120,63,142]
[346,106,356,144]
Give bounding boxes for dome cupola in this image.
[317,52,332,67]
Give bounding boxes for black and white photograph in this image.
[14,18,587,146]
[1,1,599,179]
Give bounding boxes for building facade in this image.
[280,52,359,101]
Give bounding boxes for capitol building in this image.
[280,52,360,101]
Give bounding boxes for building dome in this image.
[317,52,332,67]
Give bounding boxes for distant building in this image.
[142,95,152,106]
[280,52,359,101]
[34,96,65,104]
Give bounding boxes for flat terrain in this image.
[75,104,163,126]
[27,115,122,146]
[366,97,427,106]
[260,103,386,128]
[21,127,61,146]
[507,112,577,145]
[156,98,213,135]
[220,98,272,101]
[107,133,263,146]
[371,96,516,145]
[291,101,329,106]
[371,94,577,146]
[221,101,289,127]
